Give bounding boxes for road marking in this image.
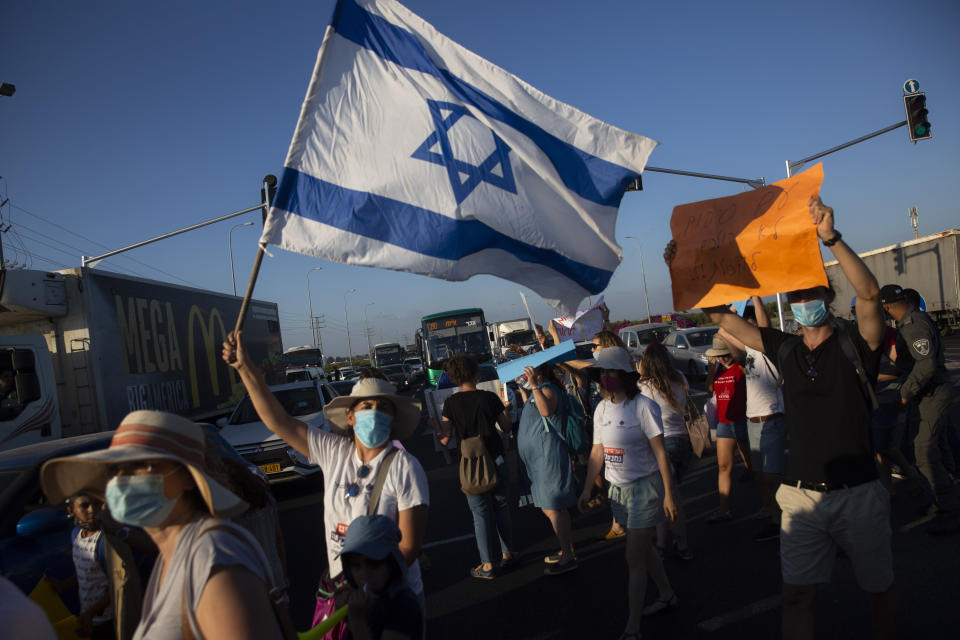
[697,594,782,632]
[422,533,475,550]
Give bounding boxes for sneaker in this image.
[705,510,732,523]
[543,559,579,576]
[753,523,780,542]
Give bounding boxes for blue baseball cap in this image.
[338,515,407,585]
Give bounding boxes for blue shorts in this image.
[609,473,665,530]
[716,417,747,441]
[758,415,787,475]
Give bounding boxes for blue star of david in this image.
[411,100,517,205]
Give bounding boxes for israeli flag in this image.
[263,0,658,313]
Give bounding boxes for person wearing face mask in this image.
[222,331,430,619]
[40,411,285,640]
[668,196,894,640]
[578,347,677,640]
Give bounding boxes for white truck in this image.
[0,267,283,451]
[825,229,960,331]
[487,318,538,360]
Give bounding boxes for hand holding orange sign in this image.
[667,163,828,311]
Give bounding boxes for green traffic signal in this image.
[904,93,931,142]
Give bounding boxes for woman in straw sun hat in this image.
[578,346,678,640]
[222,331,430,615]
[40,410,286,640]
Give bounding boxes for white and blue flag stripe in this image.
[263,0,657,313]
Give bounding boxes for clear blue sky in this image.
[2,0,958,357]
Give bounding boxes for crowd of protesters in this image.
[10,194,957,640]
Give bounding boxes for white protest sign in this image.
[552,296,605,342]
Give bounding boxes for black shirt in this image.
[442,390,507,459]
[760,325,881,486]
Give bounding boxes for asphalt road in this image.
[274,335,960,639]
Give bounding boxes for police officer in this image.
[880,283,958,534]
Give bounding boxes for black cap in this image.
[879,284,905,304]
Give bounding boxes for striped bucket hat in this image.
[41,410,246,518]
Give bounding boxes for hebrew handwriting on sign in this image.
[668,163,828,311]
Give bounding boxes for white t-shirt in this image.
[592,395,664,484]
[743,346,784,418]
[307,428,429,596]
[638,374,688,438]
[72,529,112,624]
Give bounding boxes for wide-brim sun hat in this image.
[705,335,732,357]
[591,346,635,373]
[40,410,247,518]
[337,514,408,587]
[323,377,422,440]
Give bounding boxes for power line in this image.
[10,203,202,287]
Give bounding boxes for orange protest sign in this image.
[668,163,828,311]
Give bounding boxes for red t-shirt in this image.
[714,362,746,423]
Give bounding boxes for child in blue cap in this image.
[340,515,423,640]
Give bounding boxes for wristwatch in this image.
[823,231,842,247]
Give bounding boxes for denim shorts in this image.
[758,415,787,475]
[663,435,692,483]
[716,417,747,441]
[609,472,665,530]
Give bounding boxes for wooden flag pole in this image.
[233,174,277,336]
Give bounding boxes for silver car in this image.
[618,322,674,358]
[663,327,719,378]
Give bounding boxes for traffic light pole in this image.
[776,119,908,329]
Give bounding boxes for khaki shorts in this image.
[776,480,894,593]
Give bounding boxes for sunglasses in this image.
[71,500,98,511]
[345,464,372,498]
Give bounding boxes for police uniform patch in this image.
[913,338,931,356]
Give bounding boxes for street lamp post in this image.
[344,288,356,366]
[624,236,653,323]
[364,302,375,364]
[306,267,323,347]
[228,222,255,296]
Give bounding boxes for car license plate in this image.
[259,463,283,474]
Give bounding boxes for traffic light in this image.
[903,93,931,142]
[893,247,905,274]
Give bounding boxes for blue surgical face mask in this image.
[105,473,177,528]
[790,299,830,327]
[353,410,393,448]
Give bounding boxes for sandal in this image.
[470,565,495,580]
[642,593,679,615]
[672,540,694,561]
[603,527,627,540]
[500,554,520,571]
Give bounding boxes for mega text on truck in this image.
[0,267,284,451]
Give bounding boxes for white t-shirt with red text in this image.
[307,428,429,595]
[593,395,664,484]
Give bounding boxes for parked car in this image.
[403,357,423,374]
[618,322,674,357]
[217,379,340,482]
[663,327,720,378]
[0,425,268,602]
[284,366,328,383]
[381,364,411,391]
[330,379,356,397]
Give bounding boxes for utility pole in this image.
[909,207,919,239]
